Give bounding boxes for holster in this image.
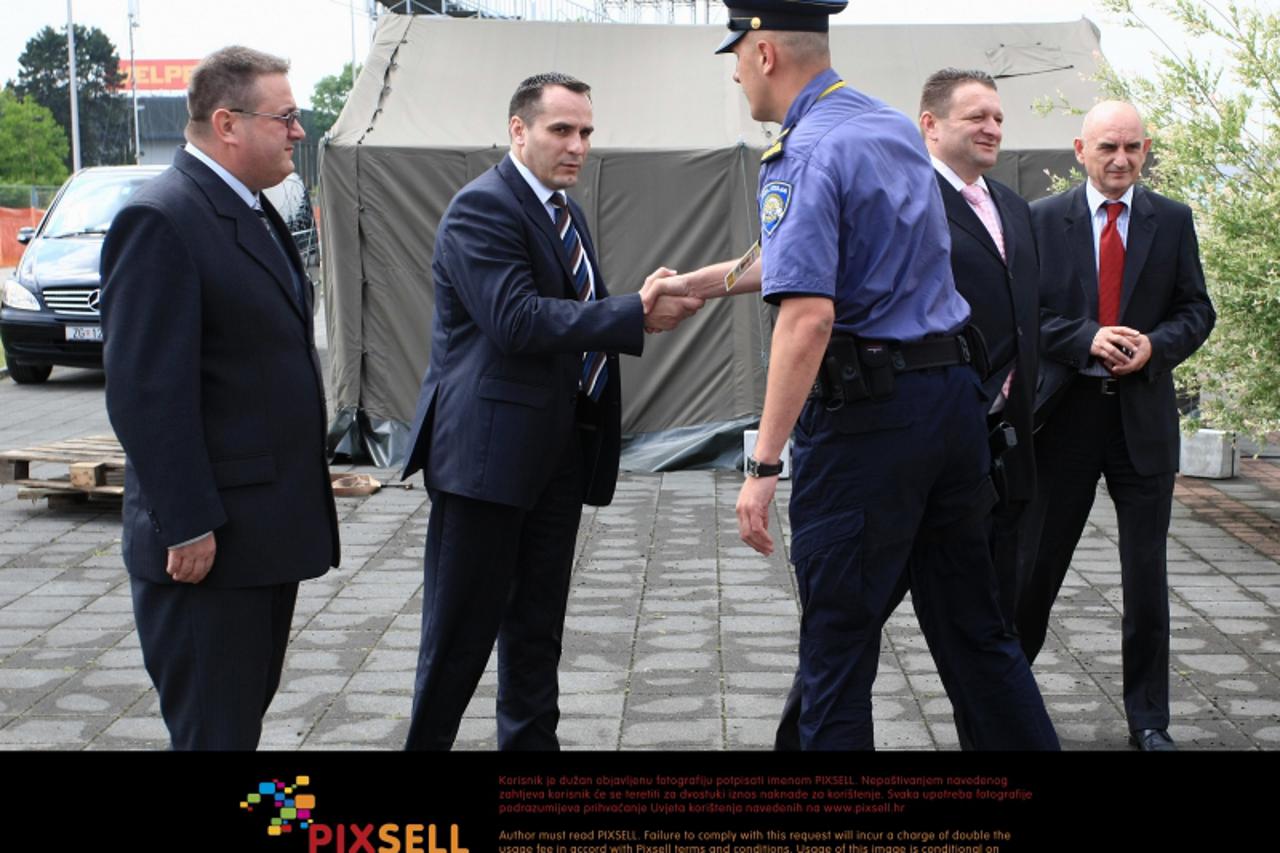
[810,329,978,410]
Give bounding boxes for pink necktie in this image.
[960,182,1014,404]
[960,183,1006,261]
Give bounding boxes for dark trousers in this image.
[775,404,1037,751]
[405,438,584,751]
[1017,378,1173,731]
[130,576,298,750]
[781,367,1057,751]
[990,495,1031,634]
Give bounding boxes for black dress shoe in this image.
[1129,728,1177,751]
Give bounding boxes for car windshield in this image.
[42,171,157,238]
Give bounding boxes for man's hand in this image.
[166,533,216,584]
[1090,325,1142,371]
[734,296,832,556]
[737,474,778,556]
[641,267,704,332]
[1108,331,1152,375]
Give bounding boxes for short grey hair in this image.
[773,31,830,68]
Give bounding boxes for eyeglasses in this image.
[230,108,303,130]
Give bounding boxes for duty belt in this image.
[808,330,983,410]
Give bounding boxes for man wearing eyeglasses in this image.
[100,45,339,750]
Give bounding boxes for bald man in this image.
[1018,101,1215,751]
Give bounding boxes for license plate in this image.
[64,325,103,342]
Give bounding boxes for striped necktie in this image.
[551,192,607,401]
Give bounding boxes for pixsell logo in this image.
[239,775,317,837]
[237,774,468,853]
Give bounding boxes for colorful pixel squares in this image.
[241,776,316,838]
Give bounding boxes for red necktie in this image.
[1098,201,1125,326]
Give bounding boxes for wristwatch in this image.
[745,456,784,478]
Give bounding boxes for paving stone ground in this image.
[1,306,1277,751]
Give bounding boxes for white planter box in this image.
[1179,429,1238,479]
[742,430,791,479]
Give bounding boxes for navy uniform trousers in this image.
[774,414,1031,751]
[784,366,1057,750]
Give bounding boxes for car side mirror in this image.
[16,227,35,245]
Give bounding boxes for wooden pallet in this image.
[15,487,123,509]
[0,435,126,500]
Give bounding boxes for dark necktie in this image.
[256,206,307,314]
[550,192,607,401]
[1098,201,1125,326]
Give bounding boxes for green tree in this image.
[311,63,359,137]
[1101,0,1280,439]
[11,24,131,168]
[0,88,69,185]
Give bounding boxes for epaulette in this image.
[760,128,790,164]
[761,81,845,164]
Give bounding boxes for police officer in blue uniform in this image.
[676,1,1058,749]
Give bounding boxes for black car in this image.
[2,165,322,384]
[1,165,165,383]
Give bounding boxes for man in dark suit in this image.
[400,72,701,750]
[1018,101,1215,751]
[100,46,339,750]
[919,68,1040,627]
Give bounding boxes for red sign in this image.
[118,60,199,91]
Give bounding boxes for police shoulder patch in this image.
[759,180,793,237]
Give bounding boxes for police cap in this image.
[715,0,849,54]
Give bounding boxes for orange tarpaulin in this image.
[0,208,44,268]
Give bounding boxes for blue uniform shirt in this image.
[758,68,971,340]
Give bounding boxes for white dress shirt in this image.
[507,151,596,295]
[1085,181,1135,271]
[1081,182,1136,376]
[932,156,1004,231]
[185,142,261,210]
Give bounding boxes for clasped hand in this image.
[641,267,704,333]
[1090,325,1152,375]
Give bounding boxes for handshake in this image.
[639,267,704,334]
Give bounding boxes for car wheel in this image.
[7,362,53,384]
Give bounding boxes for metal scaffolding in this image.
[374,0,724,24]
